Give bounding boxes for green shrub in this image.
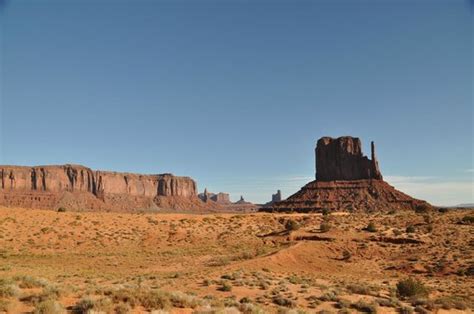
[396,278,429,298]
[57,207,67,213]
[406,225,416,233]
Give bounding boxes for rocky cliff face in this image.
[0,164,199,211]
[315,136,382,181]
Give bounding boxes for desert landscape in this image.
[0,137,472,313]
[0,206,472,313]
[1,1,472,313]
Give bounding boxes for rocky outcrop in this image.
[263,136,431,213]
[316,136,382,181]
[198,189,231,204]
[0,164,201,211]
[272,190,282,203]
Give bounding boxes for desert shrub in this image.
[0,281,19,298]
[320,222,331,233]
[415,203,431,213]
[105,288,139,307]
[238,302,265,314]
[335,298,351,309]
[460,215,474,225]
[346,283,378,296]
[398,306,414,314]
[322,208,330,216]
[57,207,67,213]
[0,299,11,312]
[287,275,303,284]
[414,305,430,314]
[33,299,64,314]
[114,303,132,314]
[396,278,428,298]
[240,297,251,304]
[318,291,338,302]
[14,275,48,288]
[365,222,377,233]
[285,220,300,231]
[75,297,95,313]
[219,282,232,292]
[139,290,171,310]
[351,300,378,313]
[434,295,469,310]
[272,295,296,308]
[341,250,352,261]
[376,297,400,308]
[169,291,200,308]
[406,225,416,233]
[438,207,449,213]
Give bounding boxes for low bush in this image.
[351,300,378,313]
[219,282,232,292]
[365,222,377,233]
[396,278,429,298]
[285,220,300,231]
[33,299,65,314]
[320,222,331,233]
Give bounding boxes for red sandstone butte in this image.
[263,136,431,212]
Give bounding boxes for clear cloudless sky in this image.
[0,0,472,205]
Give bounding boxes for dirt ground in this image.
[0,206,472,313]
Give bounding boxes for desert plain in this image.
[0,206,472,313]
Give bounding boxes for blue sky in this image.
[0,0,472,205]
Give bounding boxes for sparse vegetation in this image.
[396,278,429,298]
[0,207,471,312]
[320,222,331,233]
[285,219,300,231]
[365,222,377,232]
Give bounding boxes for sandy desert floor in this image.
[0,206,472,313]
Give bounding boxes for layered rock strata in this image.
[0,164,204,211]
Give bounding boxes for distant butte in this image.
[263,136,432,213]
